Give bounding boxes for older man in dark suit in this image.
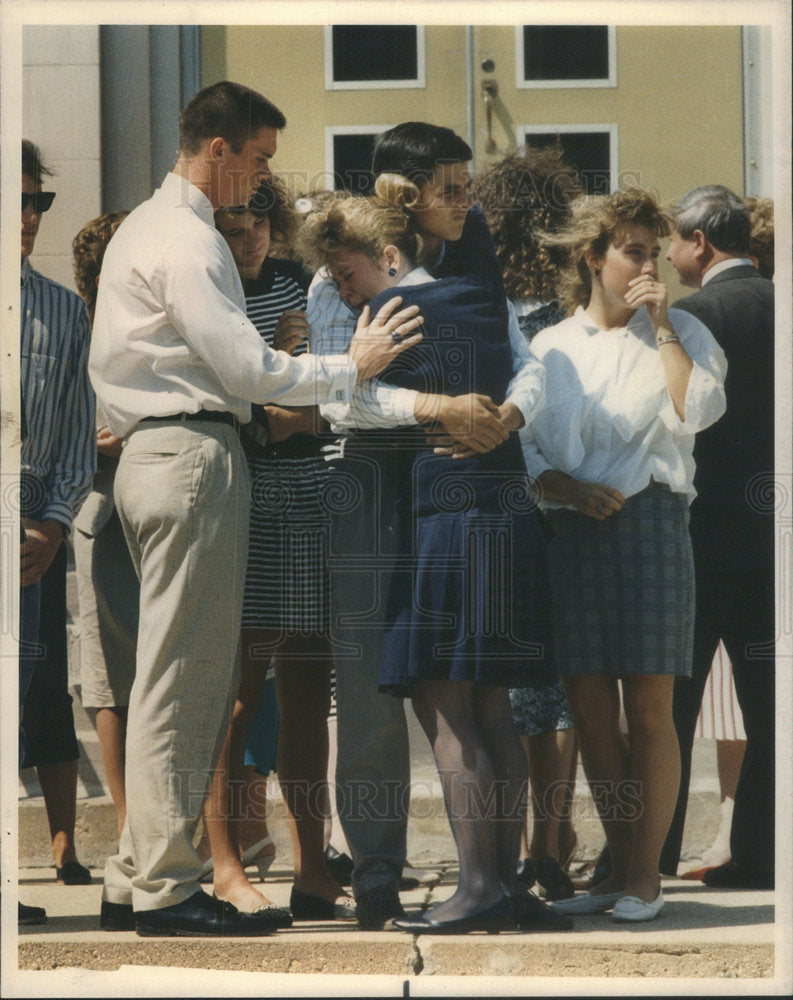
[661,185,775,889]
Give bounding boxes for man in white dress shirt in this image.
[89,81,422,937]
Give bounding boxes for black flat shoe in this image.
[324,845,354,886]
[100,899,135,931]
[289,887,356,921]
[510,886,573,931]
[702,861,774,890]
[135,889,279,937]
[393,897,514,935]
[535,857,576,901]
[56,860,92,885]
[516,857,536,889]
[18,901,47,925]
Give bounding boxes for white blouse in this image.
[520,305,727,507]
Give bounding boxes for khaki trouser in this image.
[102,420,250,912]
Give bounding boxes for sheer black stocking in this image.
[411,680,522,920]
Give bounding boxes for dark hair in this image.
[216,176,299,254]
[471,144,582,302]
[672,184,751,255]
[178,81,286,156]
[372,122,472,188]
[72,210,129,323]
[22,139,54,185]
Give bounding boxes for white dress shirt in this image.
[89,173,356,437]
[307,271,545,433]
[701,257,755,285]
[521,306,727,507]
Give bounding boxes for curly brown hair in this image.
[744,196,774,280]
[471,144,582,302]
[548,187,673,312]
[71,210,129,323]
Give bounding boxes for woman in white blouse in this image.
[521,188,727,922]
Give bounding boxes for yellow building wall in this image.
[204,23,745,292]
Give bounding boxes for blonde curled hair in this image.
[296,183,423,274]
[546,187,673,313]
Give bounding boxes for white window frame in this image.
[515,25,617,89]
[324,25,426,90]
[324,125,394,191]
[519,124,619,193]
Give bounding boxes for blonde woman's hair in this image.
[296,181,423,274]
[546,187,673,312]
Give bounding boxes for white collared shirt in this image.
[701,257,756,286]
[520,306,727,506]
[89,173,356,437]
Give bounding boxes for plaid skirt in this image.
[545,482,694,676]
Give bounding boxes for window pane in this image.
[332,133,377,194]
[332,26,418,82]
[522,26,609,81]
[524,132,611,195]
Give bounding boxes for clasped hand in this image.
[421,397,520,458]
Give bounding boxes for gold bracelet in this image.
[656,334,681,346]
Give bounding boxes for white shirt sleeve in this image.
[504,299,546,426]
[657,308,728,434]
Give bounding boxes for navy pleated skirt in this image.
[545,482,695,676]
[378,500,557,697]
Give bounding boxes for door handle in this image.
[482,79,498,153]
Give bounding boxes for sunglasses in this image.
[22,191,56,213]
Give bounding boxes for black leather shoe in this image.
[393,896,514,935]
[56,860,92,885]
[516,857,537,889]
[355,884,405,930]
[702,861,774,890]
[511,887,573,931]
[100,899,135,931]
[135,890,278,937]
[289,887,355,920]
[18,901,47,925]
[535,857,576,901]
[324,845,354,886]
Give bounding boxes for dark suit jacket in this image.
[673,265,774,529]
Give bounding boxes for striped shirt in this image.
[20,257,96,532]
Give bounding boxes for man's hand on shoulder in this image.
[20,518,64,587]
[348,297,424,382]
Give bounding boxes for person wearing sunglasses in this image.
[18,139,97,926]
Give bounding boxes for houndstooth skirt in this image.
[545,482,695,676]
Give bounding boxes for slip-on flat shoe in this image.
[135,889,278,937]
[392,897,514,935]
[510,888,573,931]
[612,890,664,923]
[701,861,774,890]
[100,899,135,931]
[680,865,716,881]
[56,861,92,885]
[18,902,47,925]
[549,890,624,914]
[211,893,293,929]
[289,887,356,921]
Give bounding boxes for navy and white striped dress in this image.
[240,258,331,633]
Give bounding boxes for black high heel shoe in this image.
[392,896,515,935]
[289,887,356,921]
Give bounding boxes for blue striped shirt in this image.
[20,257,96,532]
